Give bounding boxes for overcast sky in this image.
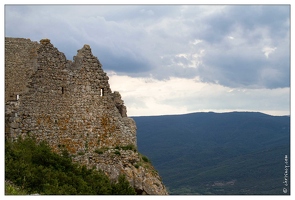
[4,4,290,116]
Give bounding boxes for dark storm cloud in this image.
[184,5,290,89]
[5,5,290,89]
[93,46,152,73]
[227,5,290,38]
[4,4,290,116]
[5,5,153,74]
[198,36,290,89]
[195,5,290,44]
[102,5,177,21]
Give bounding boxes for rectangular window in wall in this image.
[100,88,104,96]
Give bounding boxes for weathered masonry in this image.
[5,37,168,195]
[5,38,135,151]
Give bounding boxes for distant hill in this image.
[133,112,290,195]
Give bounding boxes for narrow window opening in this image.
[100,88,104,97]
[62,87,64,94]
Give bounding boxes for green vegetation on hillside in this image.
[5,137,136,195]
[5,181,27,195]
[135,112,290,195]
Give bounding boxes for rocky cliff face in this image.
[5,37,168,195]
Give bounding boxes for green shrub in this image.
[5,137,136,195]
[114,150,121,156]
[111,175,136,195]
[142,155,150,163]
[5,181,27,195]
[121,144,137,152]
[94,149,104,154]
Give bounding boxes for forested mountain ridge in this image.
[134,112,290,194]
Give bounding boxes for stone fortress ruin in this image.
[5,37,168,195]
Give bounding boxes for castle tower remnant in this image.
[5,38,167,195]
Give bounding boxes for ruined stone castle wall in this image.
[7,38,136,154]
[5,38,40,102]
[5,38,167,195]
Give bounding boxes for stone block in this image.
[10,122,19,129]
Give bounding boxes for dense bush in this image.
[5,137,136,195]
[141,155,150,163]
[5,181,27,195]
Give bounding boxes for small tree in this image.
[111,174,136,195]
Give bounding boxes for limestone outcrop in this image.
[5,37,168,195]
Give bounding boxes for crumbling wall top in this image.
[40,38,51,45]
[5,37,168,195]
